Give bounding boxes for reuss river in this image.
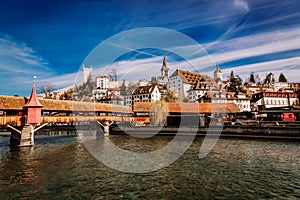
[0,131,299,199]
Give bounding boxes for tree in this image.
[120,80,127,95]
[278,73,287,82]
[227,71,246,93]
[150,100,168,126]
[38,83,54,99]
[74,74,95,101]
[246,72,261,85]
[264,73,275,85]
[249,73,255,83]
[59,89,73,100]
[161,90,178,102]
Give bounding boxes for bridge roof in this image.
[0,96,132,114]
[133,102,240,114]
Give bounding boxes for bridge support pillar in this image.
[10,124,35,147]
[98,121,114,136]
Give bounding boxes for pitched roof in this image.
[132,84,158,94]
[170,69,217,88]
[133,102,240,113]
[23,84,43,107]
[214,65,222,73]
[162,56,169,69]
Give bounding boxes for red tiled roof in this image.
[170,69,218,88]
[132,84,158,94]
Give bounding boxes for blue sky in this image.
[0,0,300,96]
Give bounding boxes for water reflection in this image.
[0,132,299,199]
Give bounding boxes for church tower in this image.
[214,65,223,83]
[161,56,169,77]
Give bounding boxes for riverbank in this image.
[1,124,300,140]
[109,124,300,140]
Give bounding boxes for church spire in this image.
[161,56,169,77]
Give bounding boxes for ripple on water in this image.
[0,134,299,199]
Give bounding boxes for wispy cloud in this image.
[0,34,55,95]
[0,35,51,70]
[221,56,300,82]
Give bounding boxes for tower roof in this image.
[215,65,222,73]
[162,56,169,69]
[163,56,167,66]
[24,82,43,108]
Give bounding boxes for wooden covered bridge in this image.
[0,83,240,146]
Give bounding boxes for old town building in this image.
[167,69,218,98]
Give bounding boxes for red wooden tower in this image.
[23,81,43,124]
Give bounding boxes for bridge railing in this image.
[0,116,22,126]
[41,116,136,123]
[0,116,151,126]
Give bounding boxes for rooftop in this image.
[170,69,218,88]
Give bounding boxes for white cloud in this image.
[234,0,249,13]
[181,26,300,73]
[0,34,56,95]
[0,35,51,71]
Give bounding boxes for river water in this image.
[0,130,299,199]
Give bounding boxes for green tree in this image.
[227,70,246,93]
[247,72,261,85]
[249,73,255,83]
[264,73,275,85]
[278,73,287,82]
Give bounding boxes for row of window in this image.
[238,104,250,109]
[264,99,298,105]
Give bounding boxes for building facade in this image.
[167,69,218,98]
[252,91,299,110]
[131,84,161,105]
[199,91,251,112]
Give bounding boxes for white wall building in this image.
[167,69,218,98]
[213,65,223,86]
[203,91,251,112]
[96,76,109,89]
[131,84,161,105]
[252,91,299,110]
